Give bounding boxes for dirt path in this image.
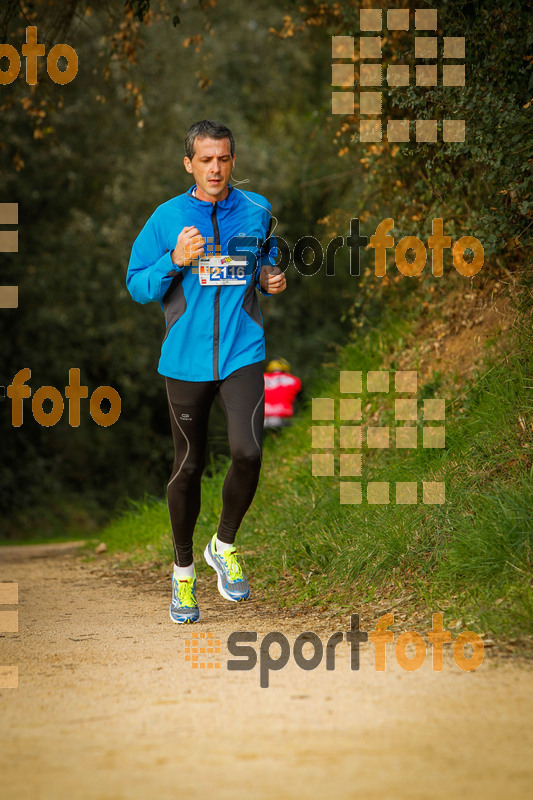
[0,544,532,800]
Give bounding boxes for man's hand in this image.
[260,265,287,294]
[171,226,205,267]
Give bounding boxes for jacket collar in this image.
[186,184,235,208]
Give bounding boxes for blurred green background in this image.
[0,0,530,539]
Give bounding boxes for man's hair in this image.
[184,120,235,160]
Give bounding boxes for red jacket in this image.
[264,371,302,418]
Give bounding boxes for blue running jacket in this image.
[127,184,277,381]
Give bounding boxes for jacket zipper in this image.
[211,202,221,381]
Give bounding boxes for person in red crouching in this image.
[263,358,302,430]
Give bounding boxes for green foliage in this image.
[1,0,530,547]
[354,0,531,259]
[0,0,344,531]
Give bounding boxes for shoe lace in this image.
[223,547,243,580]
[177,578,196,607]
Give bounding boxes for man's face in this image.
[184,136,235,202]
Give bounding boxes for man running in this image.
[127,120,286,623]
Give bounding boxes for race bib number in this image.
[198,256,248,286]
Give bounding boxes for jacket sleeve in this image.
[126,212,182,304]
[255,214,278,297]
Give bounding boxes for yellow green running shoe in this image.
[203,534,250,602]
[169,569,200,624]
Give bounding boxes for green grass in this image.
[88,292,532,641]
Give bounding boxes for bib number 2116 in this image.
[198,257,248,286]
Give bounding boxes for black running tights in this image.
[165,362,264,566]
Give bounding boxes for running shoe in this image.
[203,534,250,602]
[169,570,200,624]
